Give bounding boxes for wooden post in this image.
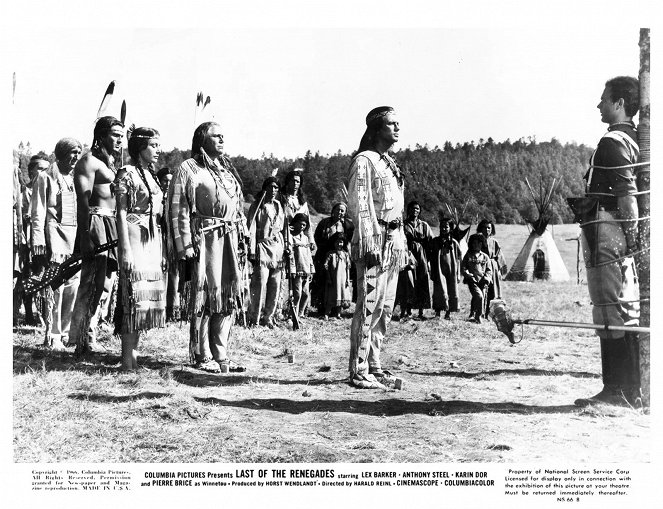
[636,28,650,408]
[565,236,581,284]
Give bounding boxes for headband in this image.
[366,108,395,126]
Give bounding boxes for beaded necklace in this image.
[380,153,404,188]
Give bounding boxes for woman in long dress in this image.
[402,201,433,319]
[114,127,166,370]
[312,202,354,311]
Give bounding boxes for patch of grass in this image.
[13,227,650,462]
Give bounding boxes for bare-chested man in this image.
[68,116,123,356]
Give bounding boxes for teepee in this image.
[506,178,570,282]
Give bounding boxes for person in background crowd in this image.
[157,166,172,192]
[13,159,24,326]
[114,127,166,370]
[157,166,181,321]
[477,219,505,318]
[322,232,352,320]
[402,201,434,319]
[313,202,355,312]
[247,176,285,328]
[287,212,315,319]
[573,76,642,407]
[395,245,417,321]
[168,121,247,373]
[31,138,82,349]
[347,106,406,389]
[280,168,309,222]
[68,116,123,356]
[461,233,492,324]
[429,215,462,320]
[15,155,50,326]
[277,168,309,320]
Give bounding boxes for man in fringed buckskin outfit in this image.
[347,106,406,389]
[168,122,247,373]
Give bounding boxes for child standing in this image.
[395,246,417,321]
[461,233,492,323]
[429,215,462,320]
[288,212,315,319]
[323,232,351,319]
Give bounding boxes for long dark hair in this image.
[92,116,123,168]
[191,121,243,187]
[128,127,160,162]
[191,121,217,159]
[282,168,306,205]
[128,126,160,237]
[92,116,123,150]
[357,106,394,153]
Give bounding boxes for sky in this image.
[2,2,655,159]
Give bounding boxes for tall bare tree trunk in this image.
[637,28,650,408]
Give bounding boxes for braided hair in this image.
[128,127,160,237]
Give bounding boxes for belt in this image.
[197,215,240,234]
[257,234,282,244]
[89,206,116,217]
[378,218,402,230]
[126,212,157,228]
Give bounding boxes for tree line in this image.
[15,136,593,225]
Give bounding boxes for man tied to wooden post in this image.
[68,116,123,356]
[347,106,407,389]
[573,77,642,407]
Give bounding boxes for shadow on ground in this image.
[408,368,600,379]
[171,369,346,388]
[13,344,180,375]
[68,391,172,403]
[191,396,584,416]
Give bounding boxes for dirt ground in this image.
[13,277,650,463]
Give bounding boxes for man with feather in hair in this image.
[68,116,123,356]
[167,122,247,373]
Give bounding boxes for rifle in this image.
[23,240,118,296]
[283,215,300,330]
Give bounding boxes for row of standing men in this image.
[12,121,356,371]
[12,109,503,380]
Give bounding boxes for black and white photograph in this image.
[2,1,659,508]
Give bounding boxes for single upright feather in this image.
[120,100,127,125]
[97,81,115,119]
[203,96,211,109]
